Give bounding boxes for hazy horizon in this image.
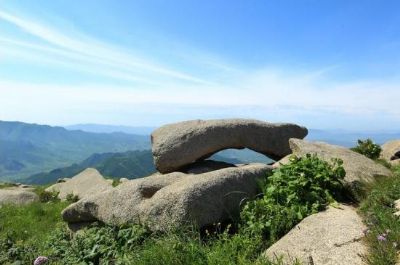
[1,1,400,130]
[3,119,400,135]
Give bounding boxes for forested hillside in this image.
[26,150,156,184]
[0,121,150,180]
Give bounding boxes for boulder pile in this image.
[63,163,271,231]
[57,119,399,264]
[62,119,308,231]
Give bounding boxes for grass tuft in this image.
[359,169,400,265]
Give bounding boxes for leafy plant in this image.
[241,154,346,243]
[45,223,289,265]
[66,193,79,203]
[46,223,150,264]
[0,233,38,264]
[37,189,59,203]
[351,139,382,160]
[112,178,121,187]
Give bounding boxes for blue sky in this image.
[1,0,400,130]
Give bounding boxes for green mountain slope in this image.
[26,150,156,184]
[0,121,150,181]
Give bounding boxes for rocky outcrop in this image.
[151,119,308,173]
[46,168,113,200]
[274,139,392,190]
[264,205,367,265]
[381,140,400,166]
[0,189,38,205]
[62,163,272,231]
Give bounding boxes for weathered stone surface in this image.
[381,140,400,166]
[151,119,308,173]
[274,139,392,188]
[264,205,367,265]
[394,199,400,217]
[62,163,272,231]
[46,168,113,200]
[0,189,38,205]
[181,160,236,174]
[119,178,129,183]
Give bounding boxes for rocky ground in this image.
[1,118,400,265]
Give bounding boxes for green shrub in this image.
[65,193,79,203]
[112,178,121,187]
[351,139,382,160]
[241,154,346,243]
[37,189,59,203]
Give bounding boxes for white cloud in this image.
[0,11,212,85]
[0,10,399,129]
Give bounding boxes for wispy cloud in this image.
[0,9,399,129]
[1,78,399,129]
[0,10,214,85]
[1,70,399,113]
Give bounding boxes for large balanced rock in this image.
[0,189,38,205]
[264,205,367,265]
[380,140,400,166]
[275,139,392,189]
[46,168,113,200]
[151,119,308,173]
[62,163,272,231]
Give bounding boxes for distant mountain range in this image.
[66,124,156,135]
[0,121,150,181]
[1,120,399,183]
[66,123,400,147]
[306,129,400,147]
